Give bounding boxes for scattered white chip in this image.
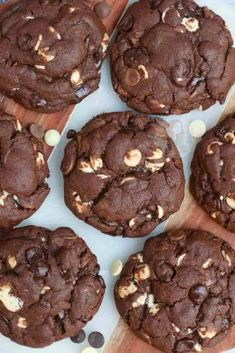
[81,347,97,353]
[189,120,206,138]
[44,129,61,146]
[110,259,123,276]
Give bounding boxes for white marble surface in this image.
[0,1,235,353]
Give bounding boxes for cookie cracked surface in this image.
[0,0,108,113]
[191,114,235,232]
[110,0,235,115]
[0,226,105,348]
[114,229,235,353]
[61,112,185,237]
[0,111,49,229]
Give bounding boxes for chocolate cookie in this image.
[0,0,108,113]
[61,112,185,237]
[0,226,105,348]
[0,112,49,229]
[110,0,235,115]
[114,229,235,353]
[191,114,235,232]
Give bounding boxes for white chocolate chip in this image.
[132,253,144,263]
[220,195,224,201]
[17,317,27,329]
[146,295,161,316]
[101,33,109,52]
[16,119,22,131]
[37,48,55,62]
[124,149,142,167]
[182,17,199,32]
[0,284,24,312]
[0,191,9,206]
[222,250,232,267]
[35,64,45,70]
[147,148,163,160]
[172,323,180,333]
[176,253,186,266]
[79,161,94,173]
[132,293,147,308]
[129,217,137,228]
[202,258,213,269]
[226,196,235,209]
[69,7,76,13]
[70,69,83,86]
[6,256,17,269]
[97,174,109,179]
[25,15,35,20]
[90,156,103,171]
[206,141,223,155]
[120,177,135,185]
[134,264,151,281]
[110,259,123,276]
[189,120,206,138]
[44,129,61,146]
[118,282,138,299]
[34,34,42,51]
[224,131,235,144]
[40,286,50,295]
[194,343,202,352]
[36,152,45,166]
[157,205,164,219]
[138,65,149,79]
[198,327,217,339]
[145,160,164,172]
[81,347,97,353]
[211,211,218,219]
[74,194,92,214]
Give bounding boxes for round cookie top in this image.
[0,226,105,348]
[61,112,185,237]
[191,114,235,232]
[0,112,49,229]
[114,229,235,353]
[110,0,235,115]
[0,0,108,113]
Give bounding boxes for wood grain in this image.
[104,88,235,353]
[0,0,128,158]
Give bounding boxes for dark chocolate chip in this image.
[155,262,174,282]
[70,329,86,343]
[26,247,43,263]
[88,331,105,348]
[29,123,45,139]
[124,68,140,86]
[31,262,48,277]
[190,284,208,304]
[32,95,47,108]
[75,85,91,99]
[94,1,111,19]
[175,338,195,352]
[119,15,134,31]
[66,129,76,139]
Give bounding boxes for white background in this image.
[0,0,235,352]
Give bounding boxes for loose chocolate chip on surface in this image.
[29,123,45,139]
[94,1,111,19]
[88,331,105,348]
[67,129,77,139]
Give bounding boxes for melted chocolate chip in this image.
[175,338,195,352]
[155,262,174,282]
[190,284,208,304]
[70,329,86,343]
[66,129,77,139]
[88,331,105,348]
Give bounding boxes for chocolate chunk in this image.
[114,229,235,353]
[0,111,50,229]
[29,123,45,139]
[88,331,105,348]
[190,114,235,232]
[0,0,108,113]
[0,226,105,348]
[190,284,208,304]
[94,1,111,19]
[71,329,86,343]
[110,0,235,115]
[67,129,77,139]
[61,112,185,238]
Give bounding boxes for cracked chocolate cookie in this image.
[0,226,105,348]
[191,114,235,232]
[0,112,49,229]
[0,0,108,113]
[61,112,185,237]
[114,229,235,353]
[110,0,235,115]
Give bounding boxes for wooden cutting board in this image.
[104,89,235,353]
[0,0,128,159]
